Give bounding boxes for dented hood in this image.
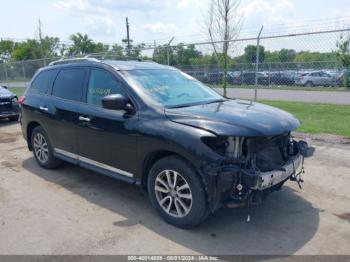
[165,99,300,137]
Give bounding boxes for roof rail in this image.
[84,52,144,61]
[49,57,100,66]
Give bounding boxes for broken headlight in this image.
[201,136,245,159]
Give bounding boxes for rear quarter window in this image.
[28,69,58,95]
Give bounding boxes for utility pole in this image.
[167,37,174,66]
[153,40,157,60]
[126,17,131,56]
[38,19,43,42]
[254,26,263,102]
[37,19,45,65]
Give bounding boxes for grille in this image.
[247,135,292,172]
[0,98,12,111]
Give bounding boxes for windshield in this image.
[122,69,224,108]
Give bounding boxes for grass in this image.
[262,100,350,137]
[210,84,350,92]
[8,86,350,137]
[8,87,26,97]
[1,78,30,83]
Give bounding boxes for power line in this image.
[1,15,350,48]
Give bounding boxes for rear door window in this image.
[29,70,58,94]
[52,68,85,102]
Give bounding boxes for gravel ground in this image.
[0,120,350,255]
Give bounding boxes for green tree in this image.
[152,44,169,64]
[121,38,145,58]
[12,40,42,60]
[10,37,60,61]
[173,43,201,66]
[336,33,350,87]
[69,33,95,55]
[294,51,318,62]
[189,54,217,67]
[40,36,60,57]
[0,40,16,62]
[111,44,124,57]
[93,42,110,53]
[278,48,296,62]
[152,43,203,67]
[130,43,145,58]
[264,51,280,63]
[244,45,265,63]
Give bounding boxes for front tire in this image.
[147,156,209,228]
[31,126,62,169]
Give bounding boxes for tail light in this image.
[18,96,25,105]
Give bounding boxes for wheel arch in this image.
[141,150,206,194]
[26,121,41,151]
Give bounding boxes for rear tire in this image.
[31,126,62,169]
[147,156,209,229]
[305,81,313,87]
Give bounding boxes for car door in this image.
[320,72,333,86]
[20,69,58,133]
[313,72,322,86]
[76,67,138,179]
[45,67,87,163]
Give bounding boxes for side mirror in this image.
[102,94,134,113]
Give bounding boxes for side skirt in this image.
[54,149,136,185]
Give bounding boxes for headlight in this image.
[201,136,227,156]
[11,96,18,103]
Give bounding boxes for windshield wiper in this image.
[167,103,194,109]
[167,99,227,109]
[202,98,228,105]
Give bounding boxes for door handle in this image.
[79,116,91,122]
[39,106,48,112]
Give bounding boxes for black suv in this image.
[20,58,308,228]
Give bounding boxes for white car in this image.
[295,71,336,87]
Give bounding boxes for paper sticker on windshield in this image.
[148,86,168,94]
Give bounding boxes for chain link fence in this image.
[1,28,349,94]
[162,28,349,90]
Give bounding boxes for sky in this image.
[1,0,350,49]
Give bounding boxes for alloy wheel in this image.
[33,133,49,164]
[154,169,193,218]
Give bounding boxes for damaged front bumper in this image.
[201,140,309,213]
[254,152,303,190]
